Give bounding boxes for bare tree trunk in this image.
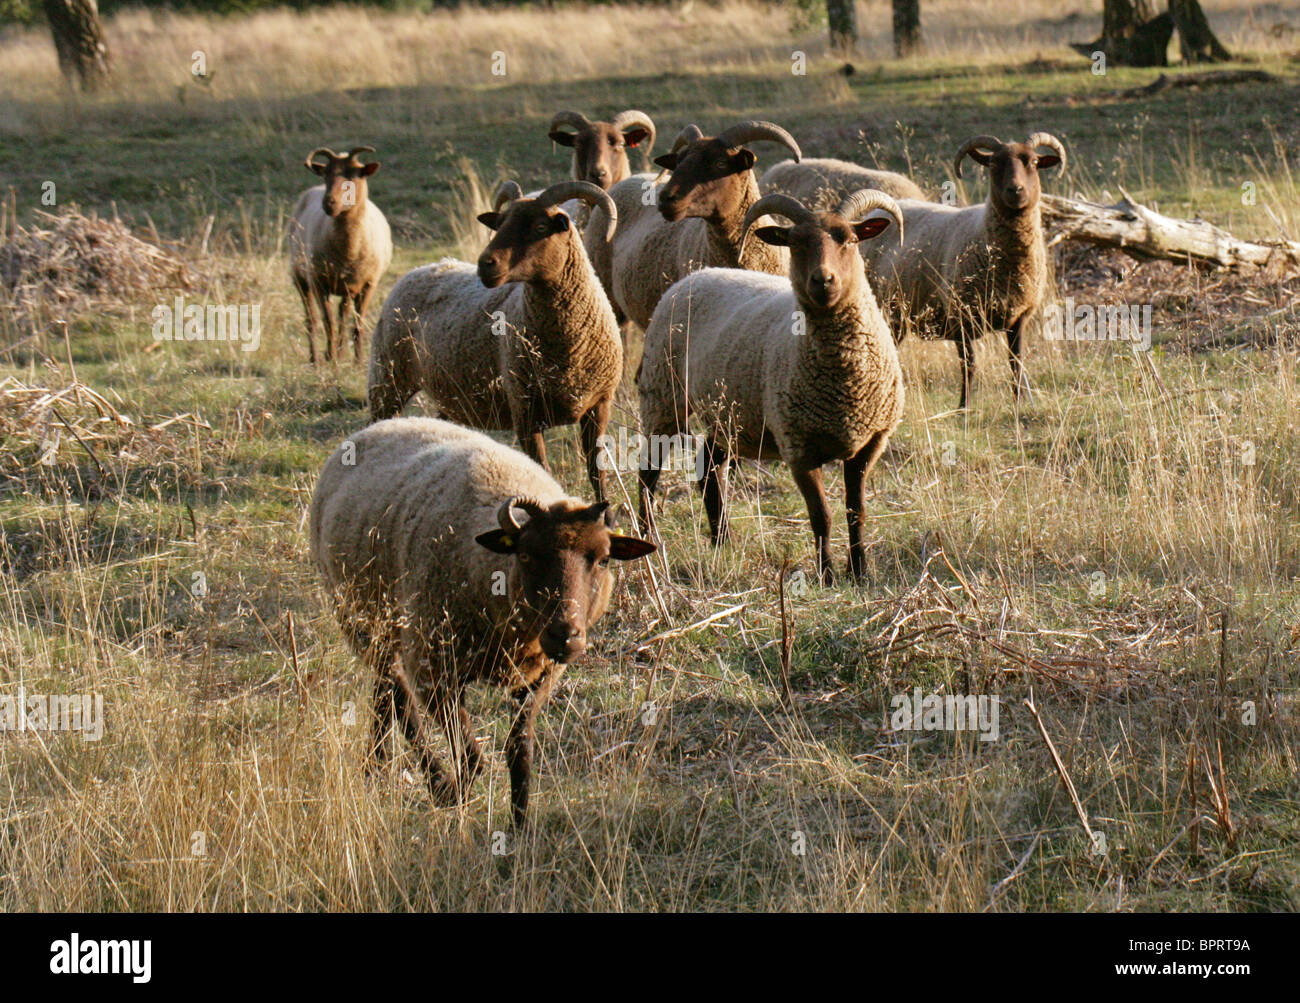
[827,0,858,54]
[43,0,110,92]
[1075,0,1231,68]
[1169,0,1231,63]
[892,0,922,57]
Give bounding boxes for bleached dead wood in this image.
[1041,188,1300,273]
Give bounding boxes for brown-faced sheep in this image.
[637,189,905,584]
[310,417,655,826]
[288,146,393,365]
[583,120,802,330]
[367,179,622,499]
[547,109,656,189]
[859,133,1067,408]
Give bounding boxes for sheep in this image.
[637,189,906,585]
[288,146,393,365]
[547,109,656,189]
[761,158,927,206]
[310,416,656,827]
[859,132,1067,409]
[367,179,622,500]
[583,120,803,330]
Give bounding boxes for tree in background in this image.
[43,0,109,91]
[892,0,921,57]
[1075,0,1230,67]
[826,0,856,53]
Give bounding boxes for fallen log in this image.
[1041,188,1300,273]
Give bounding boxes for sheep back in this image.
[761,158,927,206]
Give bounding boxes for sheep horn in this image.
[953,135,1003,177]
[549,110,593,134]
[497,496,545,532]
[492,180,525,212]
[1026,132,1067,173]
[611,109,656,152]
[838,188,905,244]
[714,120,801,162]
[304,147,339,170]
[668,124,705,156]
[346,146,377,162]
[739,193,815,257]
[536,181,619,242]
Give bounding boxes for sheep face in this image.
[752,213,891,311]
[963,140,1061,214]
[550,121,651,189]
[475,202,575,287]
[475,499,655,663]
[306,149,380,217]
[654,138,758,224]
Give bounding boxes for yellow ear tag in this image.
[500,535,514,547]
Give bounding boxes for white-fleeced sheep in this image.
[761,158,926,206]
[367,179,622,499]
[637,189,905,584]
[310,416,655,826]
[288,146,393,364]
[859,132,1067,408]
[583,120,802,330]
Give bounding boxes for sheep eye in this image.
[714,160,729,172]
[518,553,532,564]
[533,222,550,236]
[597,557,610,568]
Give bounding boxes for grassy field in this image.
[1,0,1298,911]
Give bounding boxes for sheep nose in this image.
[545,621,586,661]
[591,167,609,182]
[811,268,836,288]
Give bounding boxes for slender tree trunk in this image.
[43,0,110,92]
[892,0,922,57]
[827,0,858,54]
[1169,0,1231,63]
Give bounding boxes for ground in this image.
[0,0,1297,910]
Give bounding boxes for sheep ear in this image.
[732,149,757,172]
[752,225,791,247]
[1036,154,1061,171]
[552,213,571,232]
[608,535,657,560]
[852,217,891,241]
[622,127,649,148]
[308,162,327,176]
[653,153,678,170]
[477,212,504,230]
[475,529,518,554]
[549,130,578,147]
[360,161,380,176]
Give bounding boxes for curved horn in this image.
[304,147,339,170]
[953,134,1003,177]
[837,188,905,243]
[1026,132,1067,173]
[611,109,656,152]
[536,180,618,242]
[496,496,546,532]
[346,145,376,162]
[492,180,525,212]
[714,120,801,162]
[549,110,593,134]
[497,497,523,532]
[668,123,704,156]
[739,193,815,256]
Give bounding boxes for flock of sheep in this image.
[290,110,1067,825]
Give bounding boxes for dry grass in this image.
[0,2,1298,912]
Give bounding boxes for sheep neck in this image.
[706,173,786,273]
[981,200,1045,292]
[322,201,370,258]
[790,280,893,374]
[516,234,612,363]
